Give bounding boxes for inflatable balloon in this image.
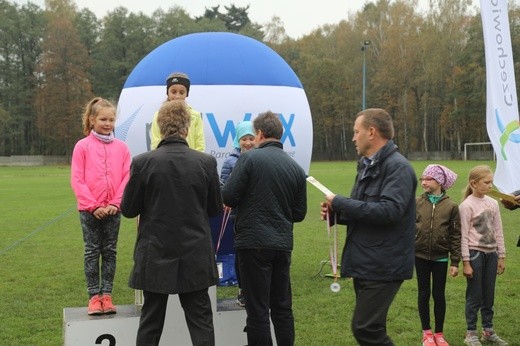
[116,32,313,173]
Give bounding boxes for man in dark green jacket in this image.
[222,111,307,346]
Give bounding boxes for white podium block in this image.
[63,286,250,346]
[63,304,141,345]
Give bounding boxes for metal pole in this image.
[362,40,371,110]
[362,48,366,110]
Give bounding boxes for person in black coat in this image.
[321,108,417,346]
[501,190,520,247]
[121,100,222,346]
[222,111,307,346]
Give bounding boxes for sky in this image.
[10,0,475,39]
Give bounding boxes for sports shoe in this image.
[87,294,103,315]
[101,294,117,314]
[236,290,245,307]
[481,331,508,345]
[422,330,436,346]
[434,332,450,346]
[465,332,483,346]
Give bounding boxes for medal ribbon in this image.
[326,209,339,282]
[216,206,232,254]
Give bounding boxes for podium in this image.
[63,286,248,345]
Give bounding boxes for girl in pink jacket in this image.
[71,97,130,315]
[459,165,507,346]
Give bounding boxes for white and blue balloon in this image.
[116,32,313,173]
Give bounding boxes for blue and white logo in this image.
[116,32,313,173]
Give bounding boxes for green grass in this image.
[0,161,518,345]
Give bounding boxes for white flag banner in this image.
[481,0,520,192]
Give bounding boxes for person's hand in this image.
[320,194,336,221]
[93,207,107,220]
[449,265,459,277]
[105,205,119,216]
[501,194,520,210]
[463,261,473,278]
[501,197,516,210]
[497,258,505,275]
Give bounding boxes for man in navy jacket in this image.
[321,108,417,346]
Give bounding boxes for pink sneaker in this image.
[87,294,103,315]
[434,332,450,346]
[101,294,117,314]
[422,330,436,346]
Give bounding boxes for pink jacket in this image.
[71,133,131,212]
[459,194,506,261]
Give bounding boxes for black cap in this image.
[166,72,190,96]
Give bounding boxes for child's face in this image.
[91,108,116,135]
[239,135,255,152]
[471,173,494,197]
[420,176,442,195]
[167,84,188,101]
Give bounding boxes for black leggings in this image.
[80,211,120,297]
[415,257,448,332]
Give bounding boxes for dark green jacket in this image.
[222,140,307,251]
[415,193,461,266]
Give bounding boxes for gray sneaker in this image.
[481,332,509,346]
[465,333,483,346]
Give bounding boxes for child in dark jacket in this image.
[415,164,461,346]
[220,121,255,306]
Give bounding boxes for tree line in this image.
[1,0,519,159]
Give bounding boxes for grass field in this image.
[0,161,518,345]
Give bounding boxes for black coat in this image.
[332,140,417,281]
[222,140,307,251]
[121,136,222,294]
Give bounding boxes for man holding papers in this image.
[320,108,417,346]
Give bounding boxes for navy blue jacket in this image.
[220,148,240,186]
[332,140,417,281]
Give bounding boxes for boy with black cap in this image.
[150,72,205,151]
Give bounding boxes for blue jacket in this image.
[220,148,240,185]
[332,140,417,281]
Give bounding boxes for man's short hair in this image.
[253,111,283,140]
[358,108,394,140]
[157,100,191,139]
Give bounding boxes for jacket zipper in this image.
[428,203,435,260]
[104,144,109,204]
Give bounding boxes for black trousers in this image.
[238,249,294,346]
[415,257,448,332]
[136,289,214,346]
[352,278,403,346]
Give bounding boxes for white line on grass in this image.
[0,206,75,256]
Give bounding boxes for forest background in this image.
[1,0,518,160]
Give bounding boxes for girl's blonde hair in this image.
[463,165,493,199]
[81,97,116,136]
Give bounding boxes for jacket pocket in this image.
[363,185,381,202]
